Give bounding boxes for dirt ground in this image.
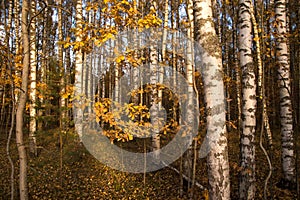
[0,128,298,199]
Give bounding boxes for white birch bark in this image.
[7,0,13,50]
[194,0,230,199]
[249,3,273,197]
[238,0,257,199]
[275,0,296,183]
[29,0,37,156]
[14,0,21,103]
[74,0,84,140]
[159,0,168,122]
[87,10,94,114]
[149,1,160,160]
[183,0,195,192]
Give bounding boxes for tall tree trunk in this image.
[57,0,65,185]
[221,1,231,130]
[14,0,21,103]
[58,0,65,131]
[16,0,30,198]
[149,1,160,160]
[183,0,195,194]
[39,0,49,128]
[231,0,242,135]
[194,0,230,199]
[238,0,257,199]
[74,0,84,141]
[250,2,273,198]
[29,0,38,156]
[7,0,13,51]
[158,0,168,136]
[275,0,296,184]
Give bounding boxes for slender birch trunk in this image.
[29,0,37,156]
[159,0,168,130]
[57,0,65,184]
[58,0,65,130]
[149,1,160,160]
[194,0,230,199]
[74,0,84,141]
[16,0,30,198]
[249,2,273,197]
[14,0,21,103]
[238,0,257,199]
[7,0,13,50]
[183,0,195,194]
[231,0,242,134]
[275,0,296,184]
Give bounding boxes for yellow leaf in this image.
[116,55,125,63]
[253,37,259,42]
[203,189,209,200]
[128,134,133,140]
[64,43,70,48]
[61,93,69,99]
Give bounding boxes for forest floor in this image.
[0,127,298,199]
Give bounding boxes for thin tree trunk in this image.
[159,0,168,134]
[275,0,296,184]
[29,0,38,156]
[238,0,257,199]
[58,0,65,130]
[74,0,84,141]
[6,2,15,198]
[14,0,21,103]
[149,1,160,160]
[57,0,65,186]
[250,2,273,198]
[250,1,273,147]
[7,0,13,51]
[16,0,30,198]
[183,0,195,195]
[231,0,242,135]
[221,1,231,131]
[39,0,48,128]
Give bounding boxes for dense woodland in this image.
[0,0,300,199]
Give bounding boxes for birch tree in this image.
[14,0,21,103]
[232,0,242,133]
[183,0,195,193]
[238,0,257,199]
[29,0,38,156]
[58,0,65,131]
[74,0,84,141]
[16,0,30,198]
[249,2,273,197]
[149,1,160,159]
[275,0,296,185]
[194,0,230,199]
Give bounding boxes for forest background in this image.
[0,0,300,199]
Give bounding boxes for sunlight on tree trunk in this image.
[183,0,195,195]
[194,0,230,199]
[238,0,257,199]
[74,0,84,141]
[149,1,160,160]
[16,0,30,198]
[275,0,296,184]
[29,0,37,156]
